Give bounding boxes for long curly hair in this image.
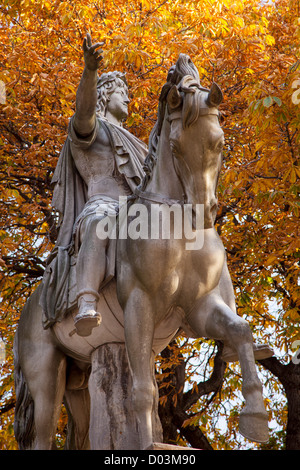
[96,71,128,117]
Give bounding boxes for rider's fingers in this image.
[86,33,92,47]
[94,53,104,65]
[93,49,104,58]
[90,42,105,52]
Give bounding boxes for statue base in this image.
[149,443,201,450]
[88,343,163,450]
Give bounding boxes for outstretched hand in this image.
[83,33,104,71]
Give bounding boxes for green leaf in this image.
[273,96,282,106]
[263,96,273,108]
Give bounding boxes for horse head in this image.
[166,76,224,228]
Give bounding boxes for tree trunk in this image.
[88,343,163,450]
[259,357,300,450]
[285,383,300,450]
[283,360,300,450]
[158,341,225,450]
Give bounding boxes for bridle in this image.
[134,91,220,207]
[167,107,220,124]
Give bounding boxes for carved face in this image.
[105,87,130,122]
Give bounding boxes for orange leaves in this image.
[291,78,300,105]
[283,166,300,185]
[0,0,299,450]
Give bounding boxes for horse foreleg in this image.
[187,291,269,443]
[124,288,156,450]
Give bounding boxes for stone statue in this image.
[13,43,273,450]
[39,34,147,337]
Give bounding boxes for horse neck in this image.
[145,118,184,201]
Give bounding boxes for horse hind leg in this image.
[31,348,67,450]
[14,286,67,450]
[187,292,269,443]
[16,339,67,449]
[64,360,91,450]
[14,345,67,449]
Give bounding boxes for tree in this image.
[0,0,299,449]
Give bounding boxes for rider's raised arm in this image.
[73,34,104,137]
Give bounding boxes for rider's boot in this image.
[74,290,102,337]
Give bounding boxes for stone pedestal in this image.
[88,342,163,450]
[151,443,201,450]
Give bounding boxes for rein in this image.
[165,104,220,206]
[134,186,184,207]
[135,88,220,208]
[168,107,219,123]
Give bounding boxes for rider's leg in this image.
[74,216,107,336]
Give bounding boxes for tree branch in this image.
[0,398,15,415]
[182,343,226,411]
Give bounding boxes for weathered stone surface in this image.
[150,442,201,450]
[89,343,163,450]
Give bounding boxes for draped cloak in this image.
[40,117,147,328]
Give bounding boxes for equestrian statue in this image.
[13,34,272,450]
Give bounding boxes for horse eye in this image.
[170,139,181,157]
[214,136,224,152]
[217,139,224,151]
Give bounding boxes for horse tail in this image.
[13,324,35,449]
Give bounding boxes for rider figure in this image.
[40,34,147,337]
[72,35,147,336]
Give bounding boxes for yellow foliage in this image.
[0,0,299,450]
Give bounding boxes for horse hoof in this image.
[239,411,269,443]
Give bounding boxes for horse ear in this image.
[167,85,183,110]
[206,82,223,107]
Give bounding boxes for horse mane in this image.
[179,75,205,129]
[140,55,205,190]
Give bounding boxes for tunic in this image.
[40,116,147,328]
